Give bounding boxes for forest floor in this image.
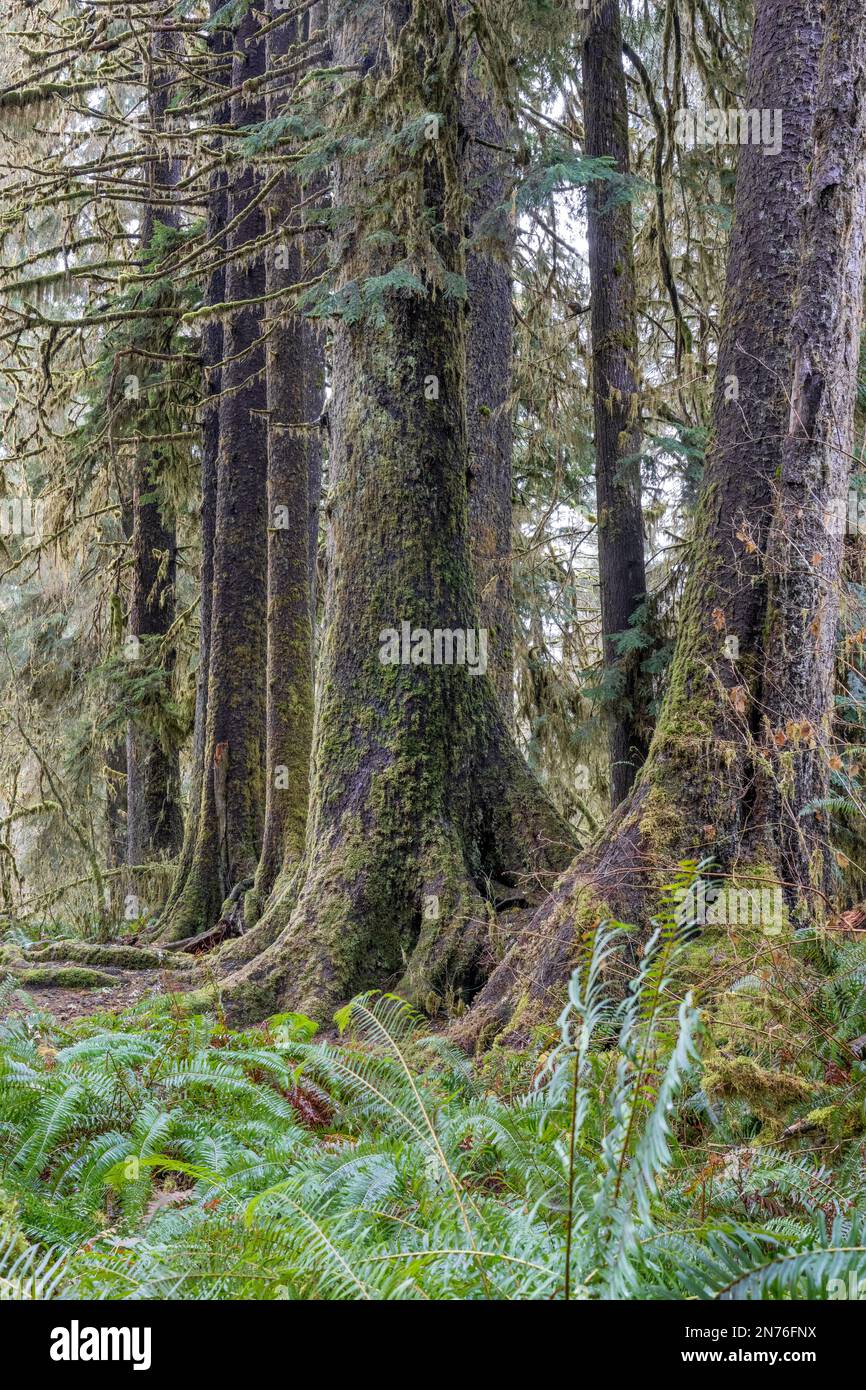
[2,910,866,1300]
[4,968,182,1025]
[1,936,197,1025]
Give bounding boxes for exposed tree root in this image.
[210,747,574,1028]
[451,872,620,1052]
[166,918,243,956]
[20,941,194,972]
[214,867,302,973]
[152,863,221,946]
[15,966,120,990]
[453,774,791,1052]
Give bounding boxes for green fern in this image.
[2,895,866,1300]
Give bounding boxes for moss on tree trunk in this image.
[214,0,574,1024]
[753,0,866,919]
[158,7,268,941]
[243,2,323,929]
[583,0,649,808]
[126,28,183,869]
[456,0,828,1048]
[463,58,515,724]
[159,13,230,932]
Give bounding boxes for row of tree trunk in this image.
[122,0,866,1042]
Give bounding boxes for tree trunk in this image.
[216,0,574,1024]
[126,28,183,868]
[457,0,826,1048]
[158,8,269,940]
[156,6,232,933]
[103,739,127,917]
[126,466,181,865]
[755,0,866,919]
[464,66,514,724]
[583,0,648,808]
[161,266,221,913]
[243,2,324,924]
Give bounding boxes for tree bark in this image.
[464,66,515,724]
[243,1,324,924]
[583,0,649,808]
[126,464,181,865]
[126,27,183,867]
[159,7,269,940]
[103,739,127,917]
[457,0,826,1048]
[755,0,866,919]
[156,3,230,930]
[215,0,574,1024]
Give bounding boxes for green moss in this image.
[25,942,192,971]
[172,985,220,1015]
[17,966,118,989]
[0,1186,27,1260]
[803,1102,865,1140]
[704,1055,820,1121]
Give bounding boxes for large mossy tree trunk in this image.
[583,0,649,808]
[243,2,324,925]
[216,0,574,1024]
[754,0,866,918]
[126,29,183,868]
[457,0,827,1048]
[158,8,268,941]
[156,4,230,930]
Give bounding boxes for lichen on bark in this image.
[156,6,269,943]
[213,0,575,1025]
[456,0,828,1049]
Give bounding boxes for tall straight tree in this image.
[459,0,829,1045]
[464,67,515,723]
[243,0,325,925]
[582,0,648,807]
[159,7,269,940]
[755,0,866,916]
[157,4,231,929]
[126,27,183,866]
[215,0,574,1023]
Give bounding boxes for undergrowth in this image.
[1,867,865,1300]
